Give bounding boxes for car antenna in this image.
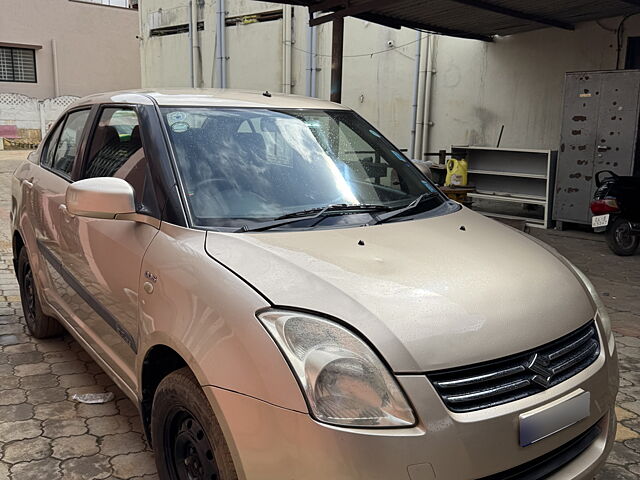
[263,90,272,97]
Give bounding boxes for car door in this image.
[31,108,93,323]
[54,105,161,392]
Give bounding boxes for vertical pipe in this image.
[38,102,46,140]
[310,13,317,97]
[215,0,222,88]
[330,17,344,103]
[414,36,428,160]
[408,31,422,159]
[191,0,201,87]
[51,39,60,97]
[220,0,227,88]
[282,6,292,94]
[421,35,435,157]
[306,12,313,96]
[188,0,195,87]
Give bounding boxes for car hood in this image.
[204,208,595,372]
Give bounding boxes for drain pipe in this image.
[311,14,318,97]
[220,0,227,88]
[282,6,293,94]
[408,31,422,159]
[414,35,428,160]
[188,0,195,87]
[216,0,227,88]
[51,39,60,97]
[306,11,318,97]
[306,12,313,96]
[191,0,201,87]
[421,35,435,157]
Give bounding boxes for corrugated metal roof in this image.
[276,0,640,40]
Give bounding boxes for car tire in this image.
[17,247,64,338]
[606,216,639,256]
[151,367,238,480]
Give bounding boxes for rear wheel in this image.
[606,216,640,256]
[17,247,64,338]
[151,367,238,480]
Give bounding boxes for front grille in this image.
[478,419,602,480]
[427,321,600,413]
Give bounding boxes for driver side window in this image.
[83,107,160,218]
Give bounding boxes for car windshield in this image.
[162,107,445,229]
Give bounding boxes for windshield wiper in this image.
[235,204,392,233]
[368,192,438,226]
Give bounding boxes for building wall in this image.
[428,18,640,152]
[139,1,640,155]
[0,0,141,146]
[0,0,141,99]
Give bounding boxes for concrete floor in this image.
[0,150,638,479]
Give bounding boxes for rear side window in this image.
[40,121,64,168]
[83,107,159,217]
[50,110,91,178]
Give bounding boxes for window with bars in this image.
[0,47,37,83]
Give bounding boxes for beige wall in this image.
[0,0,141,99]
[427,17,640,152]
[139,1,640,156]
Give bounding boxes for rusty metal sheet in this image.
[553,70,640,225]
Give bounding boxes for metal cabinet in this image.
[554,70,640,226]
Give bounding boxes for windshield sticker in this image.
[369,129,381,138]
[171,121,190,133]
[167,111,187,124]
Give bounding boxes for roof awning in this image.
[277,0,640,41]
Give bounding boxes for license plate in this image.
[519,390,590,447]
[592,214,609,228]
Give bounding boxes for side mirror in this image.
[65,177,135,219]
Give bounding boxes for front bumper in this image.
[205,331,618,480]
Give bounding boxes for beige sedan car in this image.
[11,90,618,480]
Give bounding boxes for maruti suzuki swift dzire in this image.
[12,89,618,479]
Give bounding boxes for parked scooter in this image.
[590,170,640,256]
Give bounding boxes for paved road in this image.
[0,152,157,480]
[0,150,638,479]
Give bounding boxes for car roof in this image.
[72,89,350,110]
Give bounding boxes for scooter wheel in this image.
[606,216,639,256]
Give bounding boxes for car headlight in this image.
[258,310,416,428]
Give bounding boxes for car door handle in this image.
[59,204,72,218]
[22,179,33,189]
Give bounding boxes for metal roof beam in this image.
[309,0,346,14]
[310,0,389,26]
[357,12,494,42]
[446,0,575,30]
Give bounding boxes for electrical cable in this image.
[616,13,640,69]
[291,35,429,58]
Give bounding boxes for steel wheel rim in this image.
[615,221,635,250]
[164,407,219,480]
[22,263,37,329]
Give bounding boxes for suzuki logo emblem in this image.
[527,353,554,388]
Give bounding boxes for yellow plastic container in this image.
[445,157,468,187]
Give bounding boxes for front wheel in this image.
[151,367,238,480]
[606,216,640,256]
